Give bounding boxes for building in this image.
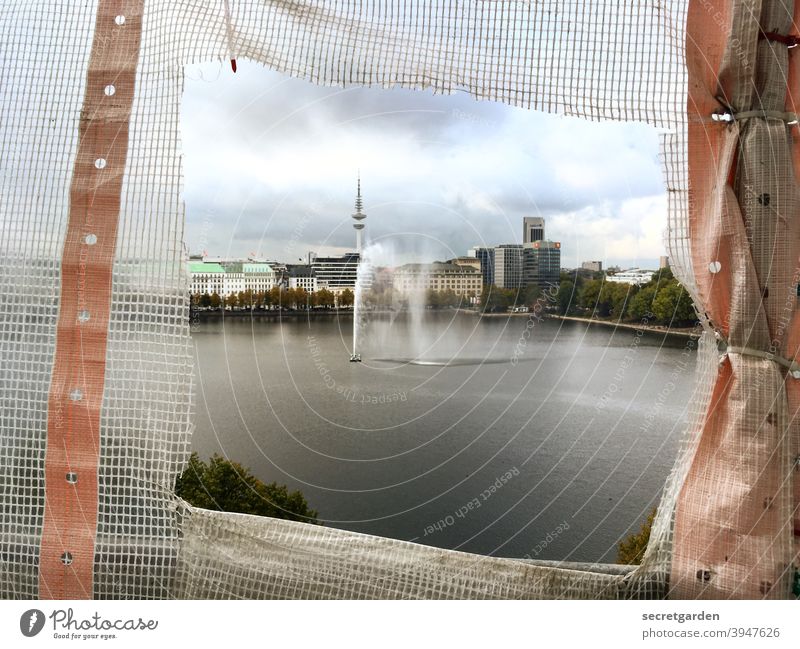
[659,255,670,269]
[523,216,545,244]
[189,261,226,296]
[288,265,318,292]
[188,260,277,296]
[393,262,482,298]
[581,260,603,273]
[606,268,655,286]
[229,261,276,293]
[523,241,561,288]
[493,244,524,289]
[447,256,481,271]
[468,246,495,286]
[311,253,360,291]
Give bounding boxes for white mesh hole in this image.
[94,158,107,169]
[65,472,78,484]
[84,234,97,246]
[708,261,722,274]
[77,310,90,323]
[104,84,116,96]
[68,388,83,401]
[60,552,73,566]
[114,15,125,26]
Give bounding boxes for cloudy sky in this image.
[181,60,669,268]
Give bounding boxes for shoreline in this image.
[546,314,701,339]
[458,309,699,339]
[191,308,354,320]
[190,308,702,339]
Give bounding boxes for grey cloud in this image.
[183,61,667,266]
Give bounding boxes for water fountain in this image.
[353,240,517,368]
[352,239,445,364]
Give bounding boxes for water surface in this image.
[191,312,697,563]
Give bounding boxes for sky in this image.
[181,60,670,269]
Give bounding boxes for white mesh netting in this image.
[1,0,797,599]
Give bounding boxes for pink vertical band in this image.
[39,0,144,599]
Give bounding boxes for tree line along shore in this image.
[190,267,697,333]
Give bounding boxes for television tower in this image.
[352,174,366,253]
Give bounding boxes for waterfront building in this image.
[229,261,276,293]
[467,246,495,286]
[288,265,318,292]
[493,244,524,289]
[188,259,277,295]
[659,255,670,269]
[393,262,482,298]
[447,256,481,271]
[522,241,561,288]
[311,253,360,290]
[189,261,226,296]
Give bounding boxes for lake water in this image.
[190,311,698,563]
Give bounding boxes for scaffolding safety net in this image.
[0,0,797,599]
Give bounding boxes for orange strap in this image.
[39,0,143,599]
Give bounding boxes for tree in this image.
[556,281,576,315]
[269,286,282,309]
[294,287,310,309]
[579,279,608,316]
[239,289,254,310]
[225,292,239,310]
[480,284,511,312]
[209,292,221,310]
[617,508,656,565]
[339,289,355,307]
[176,452,320,524]
[603,282,635,319]
[626,284,656,321]
[651,281,696,326]
[442,289,463,308]
[425,288,440,308]
[316,288,335,309]
[253,290,266,310]
[199,292,212,309]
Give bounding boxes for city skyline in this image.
[182,61,668,270]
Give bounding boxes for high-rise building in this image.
[468,246,495,286]
[659,255,670,269]
[523,241,561,288]
[523,216,545,244]
[494,244,524,289]
[352,174,366,253]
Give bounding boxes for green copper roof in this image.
[188,261,225,274]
